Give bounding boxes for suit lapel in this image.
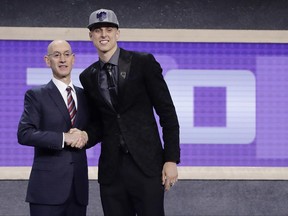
[118,49,132,109]
[73,86,86,128]
[46,81,71,127]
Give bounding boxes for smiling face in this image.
[44,40,75,84]
[89,26,120,62]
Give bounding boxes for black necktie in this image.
[104,63,118,110]
[104,64,129,153]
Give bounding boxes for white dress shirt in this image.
[52,77,78,148]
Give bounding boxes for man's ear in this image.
[116,29,120,41]
[44,55,50,67]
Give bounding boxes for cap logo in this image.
[96,11,107,21]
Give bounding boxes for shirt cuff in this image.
[62,133,65,148]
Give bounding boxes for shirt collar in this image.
[100,46,120,68]
[52,77,75,93]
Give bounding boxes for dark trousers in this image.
[100,152,165,216]
[29,180,87,216]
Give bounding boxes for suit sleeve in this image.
[143,53,181,163]
[17,89,63,150]
[79,70,103,148]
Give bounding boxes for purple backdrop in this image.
[1,40,288,167]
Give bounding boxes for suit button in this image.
[117,114,120,119]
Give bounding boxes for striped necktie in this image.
[66,86,77,126]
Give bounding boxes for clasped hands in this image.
[64,128,88,149]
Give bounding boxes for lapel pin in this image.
[120,71,126,79]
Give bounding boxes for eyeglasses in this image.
[47,51,74,59]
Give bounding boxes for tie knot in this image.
[66,86,72,93]
[104,63,113,72]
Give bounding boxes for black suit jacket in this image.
[17,80,94,205]
[80,48,180,184]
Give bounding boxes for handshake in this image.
[64,128,88,149]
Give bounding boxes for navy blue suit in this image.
[17,80,94,208]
